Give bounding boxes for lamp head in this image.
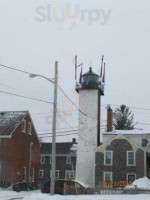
[29,74,37,78]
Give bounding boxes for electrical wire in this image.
[58,114,97,146]
[0,81,43,100]
[58,85,97,119]
[2,63,150,113]
[0,90,53,104]
[0,63,31,75]
[37,127,78,132]
[39,132,77,138]
[38,129,78,135]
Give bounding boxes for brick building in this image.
[0,111,40,187]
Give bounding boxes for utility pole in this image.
[50,61,58,195]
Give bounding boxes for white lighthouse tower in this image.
[75,67,104,187]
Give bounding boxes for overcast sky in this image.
[0,0,150,142]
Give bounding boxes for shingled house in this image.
[94,107,150,187]
[95,134,147,187]
[40,139,77,183]
[0,111,40,187]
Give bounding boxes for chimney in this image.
[107,105,113,132]
[72,138,76,143]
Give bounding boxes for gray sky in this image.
[0,0,150,142]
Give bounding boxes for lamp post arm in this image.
[29,73,54,84]
[37,74,54,84]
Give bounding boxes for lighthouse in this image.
[75,67,104,186]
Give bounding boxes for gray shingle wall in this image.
[95,139,145,186]
[40,155,76,181]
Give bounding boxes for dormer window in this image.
[28,122,32,134]
[142,139,147,147]
[22,120,26,133]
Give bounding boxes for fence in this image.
[87,187,150,195]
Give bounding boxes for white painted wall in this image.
[75,89,100,187]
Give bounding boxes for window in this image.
[103,172,112,182]
[28,122,32,134]
[40,155,45,164]
[39,170,44,179]
[31,168,34,182]
[65,170,74,179]
[66,155,71,164]
[127,151,135,166]
[23,167,26,181]
[45,156,51,164]
[50,170,59,178]
[127,174,136,183]
[22,120,26,133]
[142,139,147,147]
[104,151,113,165]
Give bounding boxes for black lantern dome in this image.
[76,67,104,95]
[82,67,100,89]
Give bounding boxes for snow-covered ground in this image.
[1,178,150,200]
[0,189,39,200]
[0,190,150,200]
[126,177,150,190]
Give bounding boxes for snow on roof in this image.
[70,143,78,152]
[103,129,150,135]
[74,180,90,188]
[126,177,150,190]
[40,135,78,143]
[40,142,77,155]
[0,111,28,136]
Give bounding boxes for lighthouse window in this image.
[104,151,113,165]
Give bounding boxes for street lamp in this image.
[29,73,54,84]
[29,61,58,195]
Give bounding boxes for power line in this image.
[58,114,97,146]
[58,85,98,120]
[138,122,150,126]
[0,81,43,100]
[0,63,31,75]
[38,129,78,135]
[2,63,150,113]
[0,90,53,104]
[111,104,150,112]
[39,132,77,138]
[37,127,78,132]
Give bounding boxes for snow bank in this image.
[0,190,150,200]
[22,194,150,200]
[126,177,150,190]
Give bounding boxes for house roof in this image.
[96,134,145,152]
[103,129,150,135]
[0,111,28,136]
[40,142,78,155]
